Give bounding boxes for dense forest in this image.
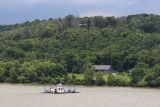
[0,14,160,87]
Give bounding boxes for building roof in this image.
[93,65,112,70]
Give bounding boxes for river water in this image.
[0,83,160,107]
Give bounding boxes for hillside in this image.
[0,14,160,86]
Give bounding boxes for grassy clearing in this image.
[68,73,84,80]
[116,75,130,81]
[68,73,131,82]
[68,73,108,80]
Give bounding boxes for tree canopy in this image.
[0,14,160,86]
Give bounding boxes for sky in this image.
[0,0,160,25]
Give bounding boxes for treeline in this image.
[0,60,67,83]
[0,14,160,86]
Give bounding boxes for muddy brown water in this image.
[0,83,160,107]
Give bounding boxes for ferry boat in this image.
[43,83,79,94]
[50,83,66,94]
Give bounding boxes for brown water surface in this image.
[0,83,160,107]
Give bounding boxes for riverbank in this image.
[0,72,159,87]
[1,82,160,89]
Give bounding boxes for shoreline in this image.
[0,82,160,89]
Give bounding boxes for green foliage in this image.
[38,26,55,38]
[17,76,26,83]
[0,67,5,82]
[94,16,106,28]
[95,71,105,85]
[8,67,18,82]
[5,47,24,59]
[0,14,160,86]
[68,73,84,80]
[107,73,116,86]
[40,76,52,84]
[105,17,117,26]
[131,68,146,85]
[107,74,131,86]
[84,68,94,85]
[55,76,61,84]
[70,74,78,84]
[19,62,37,83]
[145,64,160,87]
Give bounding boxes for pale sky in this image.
[0,0,160,25]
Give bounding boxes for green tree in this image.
[9,67,18,82]
[131,68,146,85]
[39,26,55,38]
[71,74,78,84]
[105,17,117,26]
[64,52,78,73]
[55,76,61,84]
[0,67,5,82]
[5,47,24,59]
[145,72,156,86]
[64,15,78,29]
[87,18,90,29]
[19,62,37,83]
[107,73,116,86]
[145,64,160,87]
[95,71,105,85]
[84,68,94,85]
[94,16,105,28]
